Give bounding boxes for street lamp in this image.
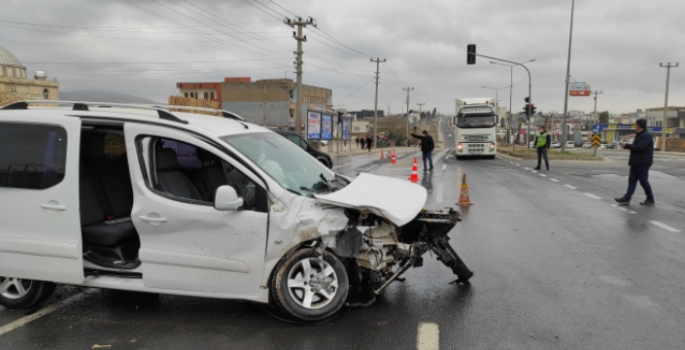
[490,59,535,147]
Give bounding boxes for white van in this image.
[0,101,472,321]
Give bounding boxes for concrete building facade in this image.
[0,45,59,102]
[646,107,685,139]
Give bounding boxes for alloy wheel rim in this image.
[286,258,338,310]
[0,277,33,300]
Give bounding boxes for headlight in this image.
[457,143,463,150]
[490,142,495,149]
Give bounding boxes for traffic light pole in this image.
[473,53,532,150]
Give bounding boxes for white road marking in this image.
[0,289,98,337]
[539,174,547,177]
[550,178,559,182]
[650,221,681,233]
[611,204,637,214]
[417,322,439,350]
[441,164,447,171]
[515,163,521,166]
[584,193,602,200]
[564,185,577,190]
[531,170,538,174]
[436,184,444,204]
[523,167,531,170]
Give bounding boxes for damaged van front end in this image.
[266,173,473,321]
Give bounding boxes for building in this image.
[0,45,59,102]
[221,77,332,128]
[646,107,685,139]
[176,77,333,128]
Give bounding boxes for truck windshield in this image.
[456,114,496,128]
[220,132,335,196]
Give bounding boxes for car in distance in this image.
[565,141,575,148]
[271,129,333,168]
[582,142,592,148]
[551,141,561,148]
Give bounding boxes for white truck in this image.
[453,102,498,159]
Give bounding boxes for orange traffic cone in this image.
[391,150,397,164]
[409,158,420,183]
[380,150,385,159]
[457,173,473,206]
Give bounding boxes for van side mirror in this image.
[214,185,243,211]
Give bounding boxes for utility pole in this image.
[416,102,425,122]
[404,87,413,138]
[371,58,386,149]
[262,84,266,127]
[285,17,316,137]
[659,62,678,153]
[388,102,391,117]
[561,0,575,152]
[592,91,602,156]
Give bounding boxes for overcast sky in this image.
[1,0,684,115]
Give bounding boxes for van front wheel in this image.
[0,277,56,309]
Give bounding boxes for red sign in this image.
[570,90,591,97]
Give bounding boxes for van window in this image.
[0,122,67,190]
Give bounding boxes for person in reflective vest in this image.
[534,126,551,170]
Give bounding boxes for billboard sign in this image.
[307,111,321,140]
[569,82,591,96]
[321,113,333,140]
[342,117,351,140]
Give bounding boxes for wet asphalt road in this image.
[1,120,684,349]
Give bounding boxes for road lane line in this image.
[650,221,681,233]
[584,193,602,200]
[611,204,637,214]
[441,164,447,171]
[539,174,547,177]
[564,185,577,190]
[515,163,521,166]
[0,289,98,337]
[524,167,531,170]
[436,184,444,204]
[550,178,559,182]
[531,170,538,174]
[417,322,439,350]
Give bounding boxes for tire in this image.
[271,248,349,321]
[317,157,331,169]
[0,277,56,309]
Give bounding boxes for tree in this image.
[599,111,609,124]
[432,108,437,118]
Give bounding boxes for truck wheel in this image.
[0,277,56,309]
[271,248,349,321]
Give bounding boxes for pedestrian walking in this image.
[355,137,360,147]
[534,126,551,170]
[411,130,434,172]
[407,139,411,148]
[366,135,373,152]
[360,137,366,150]
[615,119,655,206]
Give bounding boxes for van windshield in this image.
[221,132,334,196]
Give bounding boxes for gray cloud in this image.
[1,0,683,114]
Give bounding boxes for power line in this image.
[605,65,660,89]
[22,57,290,65]
[268,0,298,17]
[242,0,284,21]
[311,27,375,58]
[607,67,664,89]
[0,19,283,32]
[335,77,375,104]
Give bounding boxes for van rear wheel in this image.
[0,277,56,309]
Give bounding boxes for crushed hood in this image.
[314,173,427,226]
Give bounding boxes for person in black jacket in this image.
[411,130,434,172]
[534,126,551,170]
[366,135,373,152]
[615,119,655,205]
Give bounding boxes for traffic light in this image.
[523,104,531,117]
[524,97,530,103]
[530,104,536,116]
[467,44,476,65]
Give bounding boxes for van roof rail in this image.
[0,100,190,124]
[0,100,247,124]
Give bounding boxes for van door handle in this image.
[139,216,168,223]
[41,203,67,211]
